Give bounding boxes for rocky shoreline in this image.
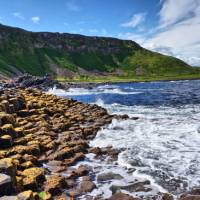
[0,87,135,200]
[0,79,200,200]
[0,75,99,92]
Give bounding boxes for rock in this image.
[0,113,15,125]
[75,165,89,176]
[179,196,200,200]
[51,147,74,160]
[44,175,66,195]
[97,172,123,182]
[22,168,45,190]
[1,124,16,137]
[131,117,139,120]
[0,88,114,198]
[152,193,174,200]
[0,135,13,148]
[161,193,174,200]
[0,196,18,200]
[0,173,13,196]
[0,158,17,178]
[55,194,68,200]
[17,190,34,200]
[181,188,200,197]
[65,178,75,188]
[110,180,151,194]
[79,180,96,193]
[108,192,139,200]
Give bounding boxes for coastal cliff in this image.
[0,23,199,80]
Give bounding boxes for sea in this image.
[48,80,200,198]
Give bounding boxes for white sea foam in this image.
[47,85,142,96]
[47,86,67,96]
[49,83,200,198]
[91,103,200,195]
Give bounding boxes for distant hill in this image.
[0,23,199,80]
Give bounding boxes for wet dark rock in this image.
[179,196,200,200]
[108,192,140,200]
[110,180,151,194]
[97,172,123,182]
[79,180,96,193]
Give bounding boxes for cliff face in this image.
[0,23,198,78]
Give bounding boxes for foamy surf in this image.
[49,80,200,198]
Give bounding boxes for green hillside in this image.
[0,23,199,80]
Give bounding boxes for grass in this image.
[56,73,200,83]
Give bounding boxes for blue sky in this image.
[0,0,200,66]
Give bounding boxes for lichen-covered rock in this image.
[22,168,46,190]
[44,175,66,195]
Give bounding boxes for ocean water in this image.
[48,80,200,198]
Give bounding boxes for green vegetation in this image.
[57,73,200,83]
[0,23,199,81]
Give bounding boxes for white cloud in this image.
[143,0,200,66]
[159,0,198,28]
[66,0,80,11]
[31,16,40,24]
[119,0,200,66]
[13,12,25,20]
[121,13,146,28]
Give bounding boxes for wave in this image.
[48,86,142,96]
[90,104,200,195]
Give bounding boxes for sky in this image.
[0,0,199,66]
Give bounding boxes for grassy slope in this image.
[0,24,199,81]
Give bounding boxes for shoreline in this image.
[0,88,112,199]
[57,75,200,84]
[1,74,200,92]
[0,87,137,200]
[0,79,200,199]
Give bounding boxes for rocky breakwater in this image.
[0,88,116,199]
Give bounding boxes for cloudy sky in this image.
[0,0,199,66]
